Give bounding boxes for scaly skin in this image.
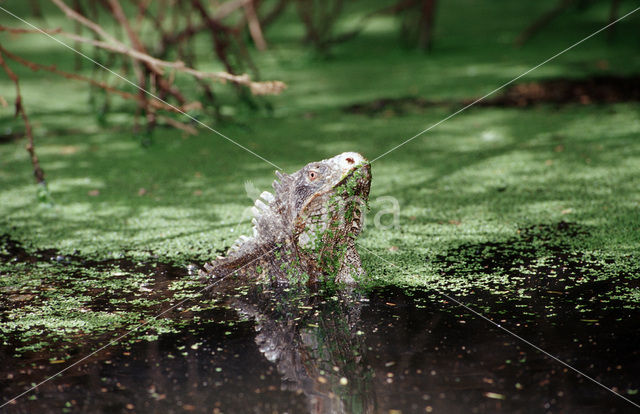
[201,152,371,287]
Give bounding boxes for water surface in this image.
[2,281,638,413]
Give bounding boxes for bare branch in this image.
[244,0,268,51]
[106,0,162,74]
[0,50,45,184]
[215,0,251,20]
[157,115,198,136]
[50,0,120,45]
[0,43,202,113]
[259,0,289,28]
[0,26,62,35]
[1,24,285,94]
[0,0,287,192]
[515,0,576,46]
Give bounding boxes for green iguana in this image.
[201,152,371,286]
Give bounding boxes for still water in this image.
[2,281,638,413]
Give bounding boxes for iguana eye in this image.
[308,171,318,181]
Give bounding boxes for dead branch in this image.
[106,0,162,74]
[0,50,45,184]
[0,43,201,113]
[29,0,44,18]
[51,0,286,92]
[366,0,416,16]
[51,0,120,45]
[0,26,62,35]
[157,115,198,136]
[418,0,437,51]
[608,0,621,40]
[3,24,285,94]
[293,0,371,54]
[259,0,289,29]
[71,0,84,71]
[191,0,239,75]
[214,0,251,20]
[0,0,288,192]
[515,0,576,46]
[134,0,153,26]
[244,0,268,51]
[106,0,158,132]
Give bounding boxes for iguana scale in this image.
[201,152,371,286]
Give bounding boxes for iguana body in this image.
[202,152,371,286]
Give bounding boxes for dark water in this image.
[344,75,640,116]
[1,224,639,413]
[1,284,639,413]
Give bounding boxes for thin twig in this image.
[51,0,120,45]
[106,0,157,132]
[259,0,288,29]
[157,115,198,135]
[515,0,576,46]
[214,0,251,20]
[0,26,62,35]
[244,0,267,51]
[0,50,45,184]
[106,0,162,74]
[608,0,621,40]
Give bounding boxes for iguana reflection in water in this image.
[226,285,376,413]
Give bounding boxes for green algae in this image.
[0,238,225,354]
[0,0,639,355]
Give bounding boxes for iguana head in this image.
[290,153,371,278]
[235,152,371,282]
